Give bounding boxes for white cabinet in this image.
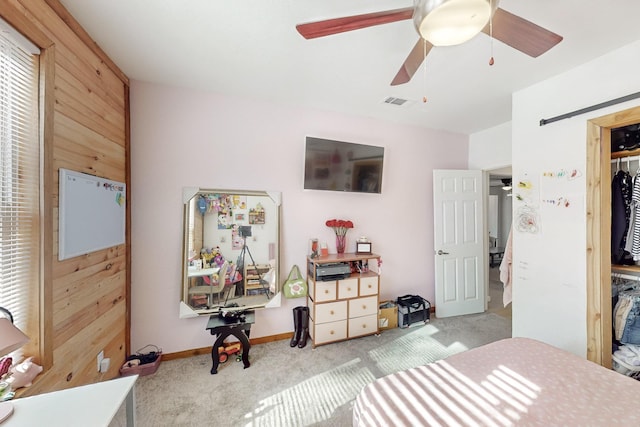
[307,253,381,347]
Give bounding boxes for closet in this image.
[608,124,640,373]
[586,105,640,368]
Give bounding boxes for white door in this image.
[433,170,485,318]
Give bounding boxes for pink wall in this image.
[129,80,468,353]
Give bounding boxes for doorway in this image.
[433,170,486,318]
[487,167,512,319]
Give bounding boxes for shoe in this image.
[298,307,309,348]
[290,306,303,347]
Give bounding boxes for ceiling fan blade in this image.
[391,39,433,86]
[483,8,563,57]
[296,7,414,39]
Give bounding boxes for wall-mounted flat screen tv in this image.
[304,137,384,194]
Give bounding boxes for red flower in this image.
[326,218,354,236]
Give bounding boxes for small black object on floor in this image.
[290,306,309,348]
[396,295,431,328]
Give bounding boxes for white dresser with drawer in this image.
[307,253,381,347]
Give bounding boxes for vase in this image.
[336,235,346,254]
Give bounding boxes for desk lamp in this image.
[0,307,29,423]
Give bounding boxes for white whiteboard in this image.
[58,168,126,260]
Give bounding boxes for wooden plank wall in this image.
[0,0,129,395]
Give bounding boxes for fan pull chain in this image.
[489,0,494,66]
[423,38,428,103]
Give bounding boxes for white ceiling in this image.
[58,0,640,135]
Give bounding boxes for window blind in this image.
[0,27,40,346]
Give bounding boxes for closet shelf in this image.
[612,148,640,159]
[611,264,640,275]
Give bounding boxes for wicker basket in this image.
[612,354,640,380]
[120,345,162,377]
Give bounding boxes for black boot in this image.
[290,306,302,347]
[298,307,310,348]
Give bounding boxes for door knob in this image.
[437,250,449,255]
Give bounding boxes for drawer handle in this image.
[362,305,367,310]
[324,289,329,294]
[347,287,352,292]
[330,330,334,335]
[368,284,372,289]
[330,310,334,315]
[362,324,366,329]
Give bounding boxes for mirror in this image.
[180,188,281,317]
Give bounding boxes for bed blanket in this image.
[353,337,640,426]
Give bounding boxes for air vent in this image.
[383,96,408,106]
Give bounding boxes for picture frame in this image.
[249,210,265,224]
[309,238,319,258]
[356,241,372,254]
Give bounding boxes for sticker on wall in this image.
[231,224,244,250]
[218,212,232,229]
[516,205,539,234]
[542,197,572,208]
[514,172,540,234]
[541,167,583,195]
[539,166,584,224]
[542,168,582,180]
[514,179,535,204]
[231,195,247,210]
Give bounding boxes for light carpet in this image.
[130,312,511,427]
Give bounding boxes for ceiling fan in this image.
[296,0,563,86]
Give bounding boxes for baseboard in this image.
[161,306,435,362]
[161,332,293,361]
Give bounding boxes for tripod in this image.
[232,237,272,304]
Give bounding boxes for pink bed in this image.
[353,337,640,426]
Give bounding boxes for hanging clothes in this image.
[632,174,640,260]
[500,225,513,307]
[612,169,633,264]
[614,288,640,345]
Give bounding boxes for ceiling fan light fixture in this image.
[414,0,492,46]
[501,178,512,191]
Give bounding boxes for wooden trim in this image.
[586,105,640,367]
[124,82,131,359]
[161,332,293,361]
[248,332,292,345]
[41,0,128,85]
[0,1,56,370]
[40,45,55,370]
[162,347,213,361]
[585,120,607,366]
[0,1,54,48]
